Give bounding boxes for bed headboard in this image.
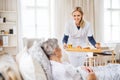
[22,37,53,80]
[23,38,44,49]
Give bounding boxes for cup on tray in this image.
[67,44,72,48]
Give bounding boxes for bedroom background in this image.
[0,0,119,53]
[19,0,104,50]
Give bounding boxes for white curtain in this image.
[94,0,104,42]
[52,0,95,45]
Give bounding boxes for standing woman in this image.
[62,7,100,67]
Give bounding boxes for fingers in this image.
[86,67,93,72]
[63,43,67,49]
[95,43,101,49]
[82,66,93,73]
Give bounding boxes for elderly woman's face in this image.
[72,11,82,25]
[54,47,62,58]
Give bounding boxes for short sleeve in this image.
[64,22,70,35]
[87,23,93,37]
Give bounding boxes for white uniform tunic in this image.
[65,19,93,47]
[64,19,93,67]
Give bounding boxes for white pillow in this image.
[29,41,53,80]
[17,47,47,80]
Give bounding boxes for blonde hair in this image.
[72,7,85,28]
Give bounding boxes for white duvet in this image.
[79,64,120,80]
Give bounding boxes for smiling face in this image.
[72,11,82,25]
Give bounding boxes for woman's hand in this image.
[95,43,101,49]
[82,66,93,73]
[63,43,67,49]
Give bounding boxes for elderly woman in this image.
[41,38,120,80]
[41,38,96,80]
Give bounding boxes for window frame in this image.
[20,0,51,38]
[104,0,120,43]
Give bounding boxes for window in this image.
[104,0,120,42]
[20,0,50,38]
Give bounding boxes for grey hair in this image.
[41,38,59,57]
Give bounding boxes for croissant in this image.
[77,46,82,49]
[83,47,90,49]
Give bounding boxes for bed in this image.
[17,38,120,80]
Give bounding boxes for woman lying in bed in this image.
[41,38,120,80]
[41,38,96,80]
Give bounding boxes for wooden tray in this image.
[65,48,102,53]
